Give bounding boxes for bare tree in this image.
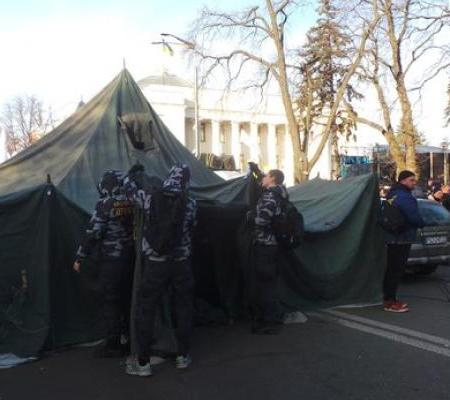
[343,0,450,174]
[171,0,380,182]
[0,95,54,157]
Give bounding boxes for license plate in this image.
[424,236,447,245]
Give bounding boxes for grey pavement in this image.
[1,268,450,400]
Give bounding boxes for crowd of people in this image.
[72,163,431,377]
[380,176,450,212]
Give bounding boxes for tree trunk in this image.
[331,126,340,179]
[397,78,417,173]
[266,0,305,182]
[384,0,417,174]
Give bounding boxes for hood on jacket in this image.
[98,170,124,197]
[267,184,289,199]
[162,164,191,192]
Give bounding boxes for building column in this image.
[250,122,260,164]
[211,120,222,155]
[267,124,277,169]
[284,126,294,185]
[231,121,241,170]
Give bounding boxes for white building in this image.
[138,72,332,185]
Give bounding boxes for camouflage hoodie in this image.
[76,170,134,261]
[124,164,197,261]
[254,184,289,246]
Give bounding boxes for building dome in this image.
[138,71,192,89]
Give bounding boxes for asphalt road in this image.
[2,267,450,400]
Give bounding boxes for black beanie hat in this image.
[397,170,415,182]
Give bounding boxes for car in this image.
[406,199,450,274]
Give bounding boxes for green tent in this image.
[0,69,247,211]
[0,69,385,359]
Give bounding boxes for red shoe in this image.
[384,301,409,313]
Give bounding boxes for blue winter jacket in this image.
[384,183,425,244]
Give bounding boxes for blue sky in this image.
[0,0,316,117]
[0,1,447,145]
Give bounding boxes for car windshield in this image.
[418,200,450,226]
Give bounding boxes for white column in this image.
[211,120,222,155]
[284,126,294,186]
[231,121,241,170]
[267,124,277,169]
[250,122,260,163]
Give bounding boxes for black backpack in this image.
[380,196,407,233]
[145,189,187,255]
[272,197,305,249]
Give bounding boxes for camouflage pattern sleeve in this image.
[76,199,111,260]
[172,197,197,260]
[190,198,197,229]
[255,191,277,228]
[123,174,151,211]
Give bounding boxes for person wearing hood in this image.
[252,169,287,335]
[124,163,196,377]
[73,170,134,357]
[383,170,424,313]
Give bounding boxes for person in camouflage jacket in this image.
[124,164,197,376]
[251,169,287,335]
[73,170,134,357]
[254,183,289,246]
[124,164,197,262]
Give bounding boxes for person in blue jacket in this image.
[384,170,424,313]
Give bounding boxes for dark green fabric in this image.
[288,175,371,232]
[0,69,248,212]
[280,174,385,309]
[204,174,385,314]
[0,185,103,357]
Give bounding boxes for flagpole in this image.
[154,33,202,158]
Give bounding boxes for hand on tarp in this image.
[126,163,146,188]
[73,260,81,273]
[246,210,256,227]
[248,162,264,182]
[128,162,145,176]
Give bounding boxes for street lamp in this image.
[152,33,201,158]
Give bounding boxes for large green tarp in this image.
[281,174,385,309]
[0,69,385,358]
[197,174,385,316]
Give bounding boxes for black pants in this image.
[383,244,411,301]
[137,259,194,358]
[252,245,281,325]
[99,259,134,341]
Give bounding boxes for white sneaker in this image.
[175,355,192,369]
[125,357,152,377]
[150,356,168,366]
